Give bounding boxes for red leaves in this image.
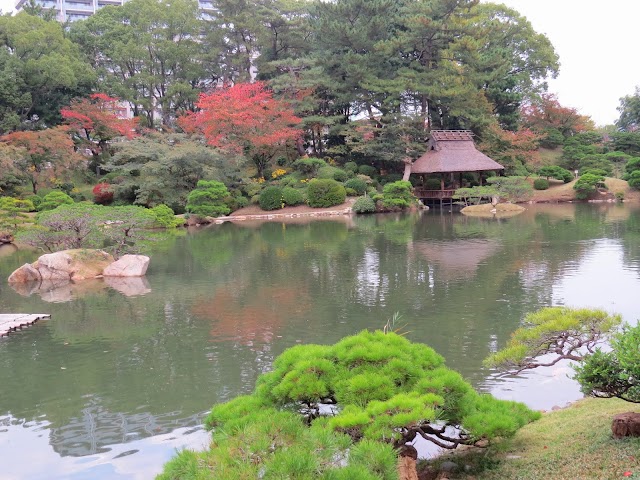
[178,82,301,154]
[61,93,139,143]
[2,126,74,157]
[92,183,114,205]
[521,93,594,136]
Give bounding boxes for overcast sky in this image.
[1,0,638,126]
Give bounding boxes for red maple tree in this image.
[61,93,139,158]
[2,126,79,194]
[179,82,301,177]
[521,94,594,139]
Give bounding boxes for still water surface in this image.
[1,203,639,479]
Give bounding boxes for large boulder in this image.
[34,249,114,281]
[103,255,150,277]
[0,232,14,244]
[8,249,115,283]
[8,263,42,284]
[612,412,640,439]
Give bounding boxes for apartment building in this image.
[14,0,215,22]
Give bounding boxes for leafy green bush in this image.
[344,178,367,195]
[381,180,414,210]
[380,173,403,185]
[37,191,74,211]
[282,187,304,206]
[486,176,533,202]
[627,170,640,190]
[573,173,605,200]
[533,178,549,190]
[186,180,231,217]
[307,179,346,208]
[293,158,327,175]
[259,186,284,210]
[537,165,574,183]
[352,196,376,214]
[151,204,182,228]
[344,161,358,173]
[317,166,348,182]
[424,178,442,190]
[577,155,613,176]
[358,165,378,177]
[224,192,249,212]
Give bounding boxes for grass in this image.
[423,398,640,479]
[537,147,564,165]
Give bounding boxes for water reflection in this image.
[0,203,639,478]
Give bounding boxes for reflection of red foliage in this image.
[192,285,310,345]
[92,183,113,204]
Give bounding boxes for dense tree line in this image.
[1,0,640,212]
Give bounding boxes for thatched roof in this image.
[411,130,504,174]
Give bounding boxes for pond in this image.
[1,203,639,479]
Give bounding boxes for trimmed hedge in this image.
[282,187,304,206]
[307,179,346,208]
[37,191,74,211]
[352,196,376,214]
[344,178,367,195]
[259,186,284,211]
[533,178,549,190]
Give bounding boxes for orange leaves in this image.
[61,93,139,142]
[178,82,301,155]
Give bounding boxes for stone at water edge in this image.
[0,232,14,244]
[8,263,42,284]
[34,250,114,281]
[612,412,640,439]
[102,255,150,277]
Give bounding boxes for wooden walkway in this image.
[0,314,51,337]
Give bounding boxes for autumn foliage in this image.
[521,94,594,139]
[92,183,114,204]
[61,93,139,156]
[179,82,301,175]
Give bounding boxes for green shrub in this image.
[627,170,640,190]
[259,186,284,210]
[332,169,348,182]
[358,165,378,177]
[486,176,533,202]
[37,191,74,211]
[224,193,249,212]
[381,180,414,210]
[537,165,574,183]
[344,178,367,195]
[317,166,348,182]
[24,195,41,211]
[352,196,376,214]
[615,191,625,201]
[380,173,403,185]
[251,194,261,204]
[282,187,304,206]
[574,173,605,200]
[345,187,357,196]
[533,178,549,190]
[424,178,442,190]
[151,204,182,228]
[243,181,263,198]
[344,161,358,173]
[186,180,231,217]
[293,158,327,175]
[307,179,346,208]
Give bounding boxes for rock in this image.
[612,412,640,439]
[104,276,151,296]
[103,255,150,277]
[0,232,14,244]
[34,249,114,281]
[8,263,42,284]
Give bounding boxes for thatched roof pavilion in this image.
[411,130,504,175]
[410,130,504,206]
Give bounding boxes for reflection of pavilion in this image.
[411,239,501,281]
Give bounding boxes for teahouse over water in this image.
[410,130,504,206]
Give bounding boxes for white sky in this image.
[0,0,638,126]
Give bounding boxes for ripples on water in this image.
[0,203,639,477]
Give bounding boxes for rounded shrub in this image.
[186,180,231,217]
[380,173,403,185]
[37,191,74,211]
[358,165,378,178]
[424,178,442,190]
[93,183,114,204]
[344,178,367,195]
[282,187,304,206]
[345,187,357,196]
[259,186,284,211]
[381,180,414,210]
[306,179,346,208]
[352,196,376,214]
[344,161,358,173]
[533,178,549,190]
[151,204,182,228]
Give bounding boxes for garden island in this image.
[0,0,640,479]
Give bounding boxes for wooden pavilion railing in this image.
[413,188,457,199]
